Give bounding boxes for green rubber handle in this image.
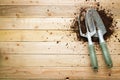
[88,44,98,70]
[100,42,113,68]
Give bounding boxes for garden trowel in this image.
[86,8,113,68]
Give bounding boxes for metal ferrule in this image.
[87,32,93,45]
[97,29,105,43]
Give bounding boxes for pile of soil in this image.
[71,7,117,42]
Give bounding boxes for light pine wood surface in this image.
[0,0,120,80]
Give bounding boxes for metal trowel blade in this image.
[86,8,107,37]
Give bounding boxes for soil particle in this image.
[118,39,120,42]
[56,41,60,44]
[74,13,77,15]
[112,2,114,4]
[11,1,15,3]
[108,73,111,76]
[47,9,49,12]
[16,43,20,46]
[66,43,68,46]
[49,32,53,35]
[5,56,9,60]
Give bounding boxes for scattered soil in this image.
[108,73,111,76]
[5,56,9,60]
[71,7,117,42]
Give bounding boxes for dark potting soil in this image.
[71,7,116,42]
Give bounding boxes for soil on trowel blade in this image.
[71,7,116,42]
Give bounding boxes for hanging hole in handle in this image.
[94,67,98,69]
[93,67,98,72]
[66,77,69,80]
[107,64,113,68]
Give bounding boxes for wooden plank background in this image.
[0,0,120,80]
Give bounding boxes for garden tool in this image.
[78,11,98,70]
[87,8,113,68]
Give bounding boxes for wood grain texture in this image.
[0,1,120,18]
[0,18,74,30]
[0,30,77,42]
[0,18,120,30]
[0,0,85,5]
[0,67,120,80]
[0,54,119,67]
[0,5,77,18]
[0,0,120,80]
[0,30,119,42]
[0,42,119,55]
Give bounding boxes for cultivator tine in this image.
[78,16,86,38]
[85,9,96,37]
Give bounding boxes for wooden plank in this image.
[0,42,88,54]
[0,54,119,67]
[0,30,120,42]
[0,5,77,18]
[0,79,30,80]
[0,67,120,79]
[0,0,118,7]
[0,30,77,42]
[0,0,98,6]
[0,79,58,80]
[0,18,74,30]
[0,79,34,80]
[0,42,119,55]
[0,0,95,5]
[0,2,120,18]
[0,18,120,30]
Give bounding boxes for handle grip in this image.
[88,44,98,70]
[100,42,113,68]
